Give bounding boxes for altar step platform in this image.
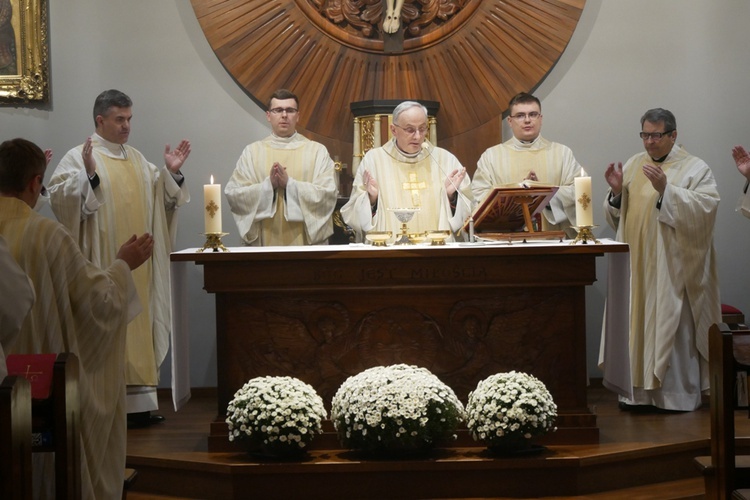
[124,383,738,499]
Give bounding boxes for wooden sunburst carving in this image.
[190,0,585,169]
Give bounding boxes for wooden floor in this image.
[124,384,749,499]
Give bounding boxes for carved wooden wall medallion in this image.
[190,0,585,186]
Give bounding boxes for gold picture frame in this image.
[0,0,49,103]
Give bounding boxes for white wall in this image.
[3,0,750,389]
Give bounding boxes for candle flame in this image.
[210,175,214,184]
[580,167,588,177]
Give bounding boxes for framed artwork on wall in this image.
[0,0,49,104]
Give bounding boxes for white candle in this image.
[203,175,222,234]
[574,168,593,227]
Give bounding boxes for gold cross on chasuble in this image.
[402,172,427,207]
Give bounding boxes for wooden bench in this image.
[0,375,32,500]
[694,324,750,499]
[4,353,81,499]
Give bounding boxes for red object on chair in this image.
[722,304,745,326]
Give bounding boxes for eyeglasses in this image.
[639,130,674,140]
[269,107,298,115]
[393,124,428,136]
[510,112,541,121]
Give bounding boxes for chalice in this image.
[388,208,420,245]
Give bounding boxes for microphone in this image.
[421,142,478,243]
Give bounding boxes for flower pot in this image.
[487,438,546,457]
[247,442,308,461]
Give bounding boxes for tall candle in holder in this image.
[203,175,222,233]
[574,168,593,227]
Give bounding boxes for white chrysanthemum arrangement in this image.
[466,371,557,448]
[330,364,465,453]
[226,376,327,454]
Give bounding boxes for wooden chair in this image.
[0,375,32,500]
[695,324,750,499]
[5,353,81,499]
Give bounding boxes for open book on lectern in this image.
[464,181,559,236]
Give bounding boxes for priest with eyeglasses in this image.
[602,107,720,412]
[472,92,581,237]
[225,88,337,246]
[341,100,473,243]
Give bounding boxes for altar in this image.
[170,239,630,450]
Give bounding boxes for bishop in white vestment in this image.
[341,101,472,243]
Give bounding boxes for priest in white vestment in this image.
[0,234,34,380]
[473,92,580,237]
[341,101,473,243]
[0,138,153,499]
[731,144,750,218]
[225,89,337,246]
[603,108,721,412]
[48,89,191,427]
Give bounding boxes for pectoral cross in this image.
[402,171,426,207]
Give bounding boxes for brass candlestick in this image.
[570,225,600,245]
[198,232,229,252]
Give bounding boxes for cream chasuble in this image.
[0,235,34,380]
[341,139,473,243]
[225,133,337,246]
[49,133,189,391]
[473,136,579,233]
[603,144,720,409]
[0,197,136,500]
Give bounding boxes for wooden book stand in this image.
[467,184,564,241]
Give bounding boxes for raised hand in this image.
[82,137,96,177]
[363,170,379,205]
[732,145,750,181]
[604,162,623,196]
[165,140,191,174]
[642,163,667,195]
[444,167,467,198]
[116,233,154,270]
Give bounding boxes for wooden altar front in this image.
[171,241,628,450]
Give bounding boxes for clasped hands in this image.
[604,161,667,196]
[270,162,289,190]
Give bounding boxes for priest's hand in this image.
[732,145,750,181]
[116,233,154,270]
[270,162,288,190]
[363,170,379,205]
[604,162,623,196]
[82,137,96,177]
[165,140,191,174]
[445,167,467,198]
[44,149,53,166]
[643,163,667,195]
